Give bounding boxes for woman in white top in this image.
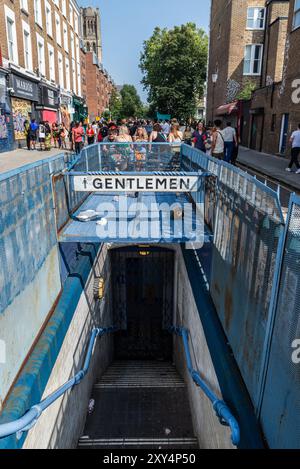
[211,120,225,159]
[168,124,183,144]
[116,125,133,143]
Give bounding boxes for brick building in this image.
[207,0,268,129]
[85,51,115,121]
[250,0,300,156]
[0,0,83,148]
[80,6,102,63]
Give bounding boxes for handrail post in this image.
[169,325,240,447]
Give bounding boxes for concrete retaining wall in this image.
[0,153,85,409]
[173,247,234,449]
[23,245,113,449]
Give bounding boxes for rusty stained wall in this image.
[0,155,75,409]
[23,244,113,449]
[173,246,234,449]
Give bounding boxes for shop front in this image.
[60,92,72,130]
[72,95,88,124]
[9,72,39,148]
[36,84,59,124]
[0,68,13,152]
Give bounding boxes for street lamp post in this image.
[211,72,218,124]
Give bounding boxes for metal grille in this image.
[71,143,181,173]
[181,144,285,408]
[260,196,300,448]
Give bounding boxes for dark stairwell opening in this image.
[78,246,198,449]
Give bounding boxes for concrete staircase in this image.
[78,361,198,449]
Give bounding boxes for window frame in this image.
[246,7,266,30]
[293,0,300,30]
[20,0,29,13]
[36,32,45,76]
[63,21,69,53]
[34,0,43,29]
[243,44,263,76]
[22,21,33,71]
[65,57,70,91]
[48,43,55,82]
[45,1,52,37]
[5,6,18,65]
[55,12,62,46]
[57,51,64,89]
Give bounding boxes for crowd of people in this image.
[23,117,240,165]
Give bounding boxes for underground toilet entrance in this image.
[111,247,175,361]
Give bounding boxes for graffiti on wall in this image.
[12,98,31,140]
[60,106,70,129]
[226,79,240,103]
[0,115,7,139]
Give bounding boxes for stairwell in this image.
[78,361,198,449]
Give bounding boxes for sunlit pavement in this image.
[0,147,72,174]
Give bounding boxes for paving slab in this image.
[237,146,300,192]
[0,147,71,174]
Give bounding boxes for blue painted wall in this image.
[0,153,84,408]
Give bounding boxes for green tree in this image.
[237,79,257,100]
[109,89,122,120]
[140,23,208,120]
[120,84,144,118]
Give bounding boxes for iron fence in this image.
[259,194,300,448]
[181,144,285,410]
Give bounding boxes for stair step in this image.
[78,437,199,449]
[97,361,184,388]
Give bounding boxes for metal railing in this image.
[0,327,116,440]
[71,142,182,173]
[170,326,240,447]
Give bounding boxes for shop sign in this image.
[60,94,72,106]
[10,74,39,102]
[41,86,59,108]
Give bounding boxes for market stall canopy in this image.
[216,101,239,116]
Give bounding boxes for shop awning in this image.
[216,101,239,116]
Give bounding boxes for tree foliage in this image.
[109,89,122,120]
[237,79,257,100]
[120,84,144,118]
[140,23,208,120]
[109,85,144,120]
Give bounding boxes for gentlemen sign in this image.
[73,175,199,193]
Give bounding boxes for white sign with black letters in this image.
[73,175,199,193]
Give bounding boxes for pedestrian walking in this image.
[72,122,84,154]
[211,120,225,160]
[86,123,96,145]
[222,122,237,163]
[44,121,51,151]
[52,122,60,148]
[192,122,209,153]
[286,124,300,174]
[168,123,183,144]
[183,126,193,145]
[38,121,46,151]
[29,119,39,150]
[59,123,68,149]
[24,120,31,151]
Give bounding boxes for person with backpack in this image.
[211,120,225,160]
[222,122,238,163]
[38,121,46,151]
[29,118,39,150]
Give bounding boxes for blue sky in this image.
[80,0,210,102]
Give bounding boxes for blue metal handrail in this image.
[0,327,116,440]
[170,326,240,446]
